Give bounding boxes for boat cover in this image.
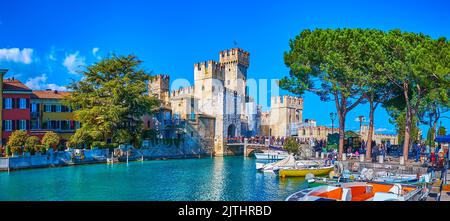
[435,136,450,143]
[272,155,296,167]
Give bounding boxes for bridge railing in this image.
[225,137,245,144]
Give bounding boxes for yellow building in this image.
[30,90,79,142]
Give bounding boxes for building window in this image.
[19,98,27,109]
[31,120,40,130]
[4,120,12,131]
[31,103,38,113]
[4,98,12,109]
[56,105,61,112]
[19,120,27,130]
[45,105,51,112]
[227,80,230,85]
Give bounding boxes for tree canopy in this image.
[41,131,60,150]
[281,28,450,161]
[281,28,369,159]
[65,55,159,148]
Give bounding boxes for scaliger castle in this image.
[0,48,397,156]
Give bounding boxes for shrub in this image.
[41,131,60,150]
[24,136,40,155]
[7,130,28,151]
[283,137,300,154]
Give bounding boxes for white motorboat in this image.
[254,150,289,160]
[285,182,423,201]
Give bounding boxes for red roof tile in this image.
[3,78,31,92]
[31,90,71,99]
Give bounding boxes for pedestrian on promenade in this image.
[430,149,436,167]
[372,145,378,163]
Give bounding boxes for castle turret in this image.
[148,74,170,105]
[219,48,249,97]
[268,95,303,137]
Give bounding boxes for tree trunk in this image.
[403,109,412,161]
[430,120,438,147]
[366,103,375,160]
[338,112,346,160]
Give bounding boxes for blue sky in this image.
[0,0,449,134]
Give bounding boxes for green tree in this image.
[24,136,40,155]
[41,131,60,150]
[65,55,159,148]
[386,106,420,146]
[359,30,396,160]
[283,137,299,154]
[280,29,367,159]
[383,30,450,160]
[7,130,28,155]
[438,126,447,136]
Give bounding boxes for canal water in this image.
[0,156,308,201]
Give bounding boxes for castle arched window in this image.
[202,85,205,91]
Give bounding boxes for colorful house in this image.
[30,89,79,143]
[2,77,32,144]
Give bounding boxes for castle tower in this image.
[193,60,224,116]
[219,48,249,97]
[269,95,303,137]
[148,74,170,105]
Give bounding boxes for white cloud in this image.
[63,51,85,74]
[48,48,57,61]
[25,74,67,91]
[375,128,390,132]
[92,47,101,59]
[0,48,34,64]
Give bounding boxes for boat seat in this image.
[351,193,374,201]
[316,187,343,200]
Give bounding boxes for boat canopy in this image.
[272,155,296,167]
[435,136,450,143]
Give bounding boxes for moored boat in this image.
[286,182,424,201]
[279,166,334,178]
[256,155,296,172]
[254,150,289,160]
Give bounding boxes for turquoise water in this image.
[0,156,308,201]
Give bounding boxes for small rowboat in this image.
[279,166,334,178]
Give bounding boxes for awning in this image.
[435,136,450,143]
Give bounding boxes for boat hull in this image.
[279,166,334,178]
[254,153,289,160]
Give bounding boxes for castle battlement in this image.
[219,48,249,67]
[194,60,224,80]
[150,74,170,82]
[194,60,222,70]
[271,95,303,109]
[170,86,194,98]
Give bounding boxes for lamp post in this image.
[330,112,337,134]
[358,115,365,135]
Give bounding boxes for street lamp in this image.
[330,112,337,134]
[358,115,365,135]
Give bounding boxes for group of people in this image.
[227,136,324,147]
[412,142,447,168]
